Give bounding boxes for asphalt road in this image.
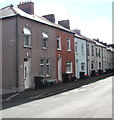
[1,76,112,118]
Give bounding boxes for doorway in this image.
[24,58,30,89]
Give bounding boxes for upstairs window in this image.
[42,33,48,49]
[23,27,31,47]
[75,42,78,53]
[87,44,89,56]
[91,45,94,56]
[57,37,61,50]
[81,44,84,54]
[67,39,71,51]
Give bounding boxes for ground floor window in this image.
[40,58,50,77]
[66,62,73,73]
[81,63,85,71]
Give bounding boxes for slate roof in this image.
[0,5,74,34]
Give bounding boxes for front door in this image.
[24,58,30,89]
[58,57,62,81]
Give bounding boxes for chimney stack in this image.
[18,1,34,15]
[58,20,70,29]
[73,29,81,34]
[42,14,55,23]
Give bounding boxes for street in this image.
[1,76,112,118]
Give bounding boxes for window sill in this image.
[57,49,61,51]
[66,71,73,74]
[67,50,71,52]
[42,47,48,50]
[24,46,32,49]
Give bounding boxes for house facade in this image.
[56,28,75,82]
[95,42,103,74]
[74,32,87,79]
[86,38,96,76]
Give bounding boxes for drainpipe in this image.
[16,15,19,91]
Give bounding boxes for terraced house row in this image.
[0,2,114,94]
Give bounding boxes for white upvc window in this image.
[46,59,50,77]
[42,32,48,49]
[67,39,71,51]
[57,37,61,50]
[66,62,73,73]
[40,58,50,77]
[23,27,31,47]
[81,44,84,54]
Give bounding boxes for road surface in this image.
[1,76,112,118]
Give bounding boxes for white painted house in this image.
[74,33,87,79]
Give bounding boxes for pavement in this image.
[2,72,114,110]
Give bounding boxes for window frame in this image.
[67,39,71,51]
[42,32,48,49]
[46,59,50,77]
[66,61,73,74]
[24,34,31,47]
[57,37,61,50]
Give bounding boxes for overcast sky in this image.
[0,0,113,44]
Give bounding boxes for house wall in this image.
[75,37,87,78]
[2,17,17,94]
[56,30,75,82]
[107,49,112,70]
[17,17,57,91]
[87,41,96,75]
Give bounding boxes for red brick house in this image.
[55,25,75,82]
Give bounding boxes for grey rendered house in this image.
[1,3,57,94]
